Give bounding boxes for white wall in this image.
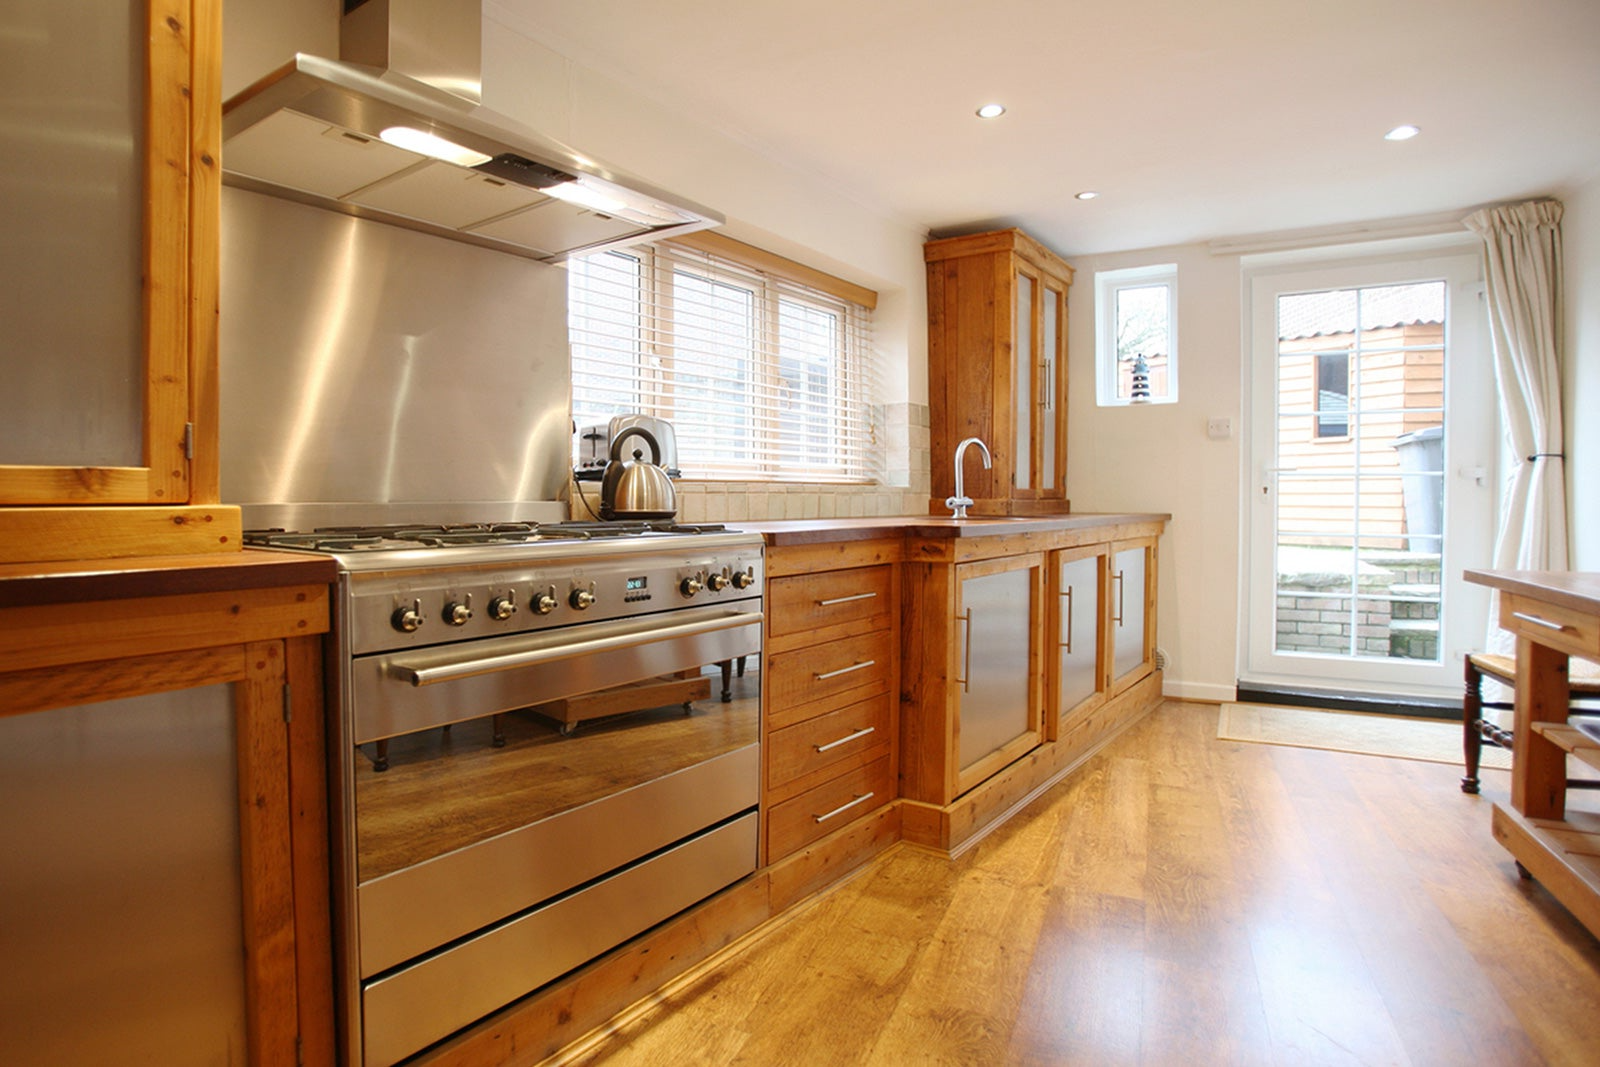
[1564,172,1600,569]
[1065,245,1245,702]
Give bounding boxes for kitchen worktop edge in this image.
[0,548,339,608]
[733,513,1171,546]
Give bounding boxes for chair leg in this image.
[1462,657,1484,794]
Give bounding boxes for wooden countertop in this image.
[733,513,1171,547]
[0,548,338,608]
[1464,569,1600,616]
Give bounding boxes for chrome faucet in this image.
[946,436,992,518]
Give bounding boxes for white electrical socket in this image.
[1206,416,1233,440]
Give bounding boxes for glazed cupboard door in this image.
[1049,544,1107,736]
[0,1,220,515]
[1109,537,1158,694]
[953,554,1044,795]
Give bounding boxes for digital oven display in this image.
[626,576,647,591]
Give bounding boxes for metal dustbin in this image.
[1391,425,1443,552]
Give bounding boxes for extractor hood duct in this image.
[221,0,721,262]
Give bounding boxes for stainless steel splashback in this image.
[220,187,570,525]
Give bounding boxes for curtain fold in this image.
[1464,198,1568,652]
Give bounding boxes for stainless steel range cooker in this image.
[245,521,764,1067]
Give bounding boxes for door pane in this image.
[1272,280,1448,665]
[1,0,145,466]
[1014,272,1033,489]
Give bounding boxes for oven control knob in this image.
[680,574,704,597]
[570,585,598,610]
[443,595,473,626]
[488,594,517,621]
[707,571,730,592]
[732,569,756,590]
[532,589,558,615]
[392,599,424,633]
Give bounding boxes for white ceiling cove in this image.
[491,0,1600,256]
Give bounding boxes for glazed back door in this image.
[1244,248,1494,699]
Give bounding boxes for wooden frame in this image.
[0,565,334,1064]
[0,0,235,560]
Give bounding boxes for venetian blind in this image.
[567,236,879,481]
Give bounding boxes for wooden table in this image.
[1464,569,1600,937]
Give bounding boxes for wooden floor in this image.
[556,701,1600,1067]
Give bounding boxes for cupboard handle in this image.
[815,726,876,753]
[1511,611,1572,634]
[815,659,876,682]
[956,608,973,692]
[814,791,876,824]
[1059,585,1073,653]
[817,591,878,607]
[1112,571,1125,626]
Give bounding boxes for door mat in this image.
[1216,702,1510,769]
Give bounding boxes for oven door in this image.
[342,602,761,1067]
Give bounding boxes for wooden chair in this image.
[1461,652,1600,793]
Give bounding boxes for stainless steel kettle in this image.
[599,427,677,520]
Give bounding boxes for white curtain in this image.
[1464,199,1568,653]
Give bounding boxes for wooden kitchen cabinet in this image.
[899,517,1165,852]
[925,228,1074,516]
[0,552,336,1065]
[0,0,239,562]
[762,539,902,864]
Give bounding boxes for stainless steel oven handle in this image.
[390,611,763,687]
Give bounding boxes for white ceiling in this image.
[492,0,1600,257]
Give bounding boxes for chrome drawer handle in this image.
[1512,611,1573,634]
[1112,571,1125,626]
[815,726,876,753]
[815,659,876,681]
[817,591,878,607]
[814,791,876,824]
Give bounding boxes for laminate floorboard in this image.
[555,701,1600,1066]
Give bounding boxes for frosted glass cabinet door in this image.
[1056,553,1102,713]
[1112,545,1149,682]
[1013,270,1034,490]
[957,566,1034,772]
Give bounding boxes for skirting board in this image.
[1162,678,1237,703]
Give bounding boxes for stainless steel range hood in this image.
[221,0,721,262]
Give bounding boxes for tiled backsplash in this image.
[682,402,931,522]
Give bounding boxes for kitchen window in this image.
[1094,263,1178,405]
[568,234,878,480]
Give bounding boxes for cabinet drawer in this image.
[769,565,893,639]
[1501,594,1600,660]
[767,754,893,861]
[767,691,893,790]
[767,628,893,715]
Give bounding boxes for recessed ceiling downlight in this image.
[1384,124,1421,141]
[976,103,1006,119]
[1075,191,1099,200]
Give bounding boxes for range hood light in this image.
[544,178,628,216]
[379,125,493,167]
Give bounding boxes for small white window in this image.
[1095,264,1177,405]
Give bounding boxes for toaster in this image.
[575,415,681,479]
